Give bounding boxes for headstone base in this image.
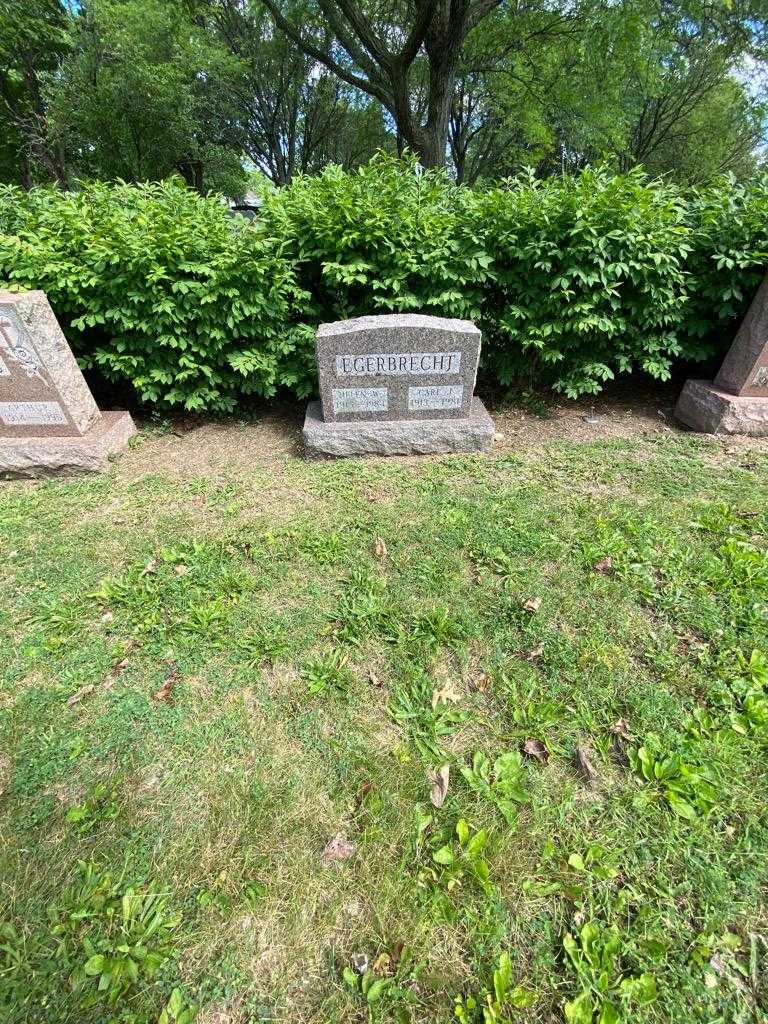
[0,410,136,479]
[675,380,768,436]
[303,397,495,457]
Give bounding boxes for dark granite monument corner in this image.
[675,274,768,435]
[0,289,136,478]
[302,313,495,456]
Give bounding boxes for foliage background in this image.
[1,156,767,411]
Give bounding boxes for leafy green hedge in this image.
[0,182,312,411]
[0,156,766,410]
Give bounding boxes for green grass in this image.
[1,434,767,1024]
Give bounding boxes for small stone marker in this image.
[0,289,136,477]
[676,274,768,435]
[302,313,495,456]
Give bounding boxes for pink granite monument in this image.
[675,273,768,435]
[0,289,136,477]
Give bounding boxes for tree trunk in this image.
[19,152,32,190]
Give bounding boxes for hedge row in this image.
[0,155,766,412]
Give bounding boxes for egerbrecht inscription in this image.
[335,351,462,376]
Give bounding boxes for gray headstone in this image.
[315,314,481,423]
[714,273,768,397]
[0,290,100,437]
[304,313,495,456]
[0,289,136,476]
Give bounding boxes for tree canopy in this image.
[0,0,765,189]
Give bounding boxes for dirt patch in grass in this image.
[112,384,768,487]
[118,405,304,483]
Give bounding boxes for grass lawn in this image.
[1,429,767,1024]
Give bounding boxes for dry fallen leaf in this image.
[372,953,391,975]
[522,596,542,614]
[152,662,180,703]
[175,564,190,576]
[351,952,369,974]
[593,556,613,574]
[522,737,549,764]
[104,638,137,689]
[470,671,492,693]
[609,718,633,742]
[431,679,462,707]
[367,668,383,688]
[101,610,114,624]
[373,536,388,559]
[66,683,95,707]
[575,743,599,786]
[322,832,357,862]
[141,557,159,576]
[390,941,405,969]
[428,764,450,808]
[522,644,544,662]
[0,754,11,797]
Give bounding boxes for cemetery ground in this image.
[1,399,768,1024]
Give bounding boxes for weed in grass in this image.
[417,816,493,898]
[389,667,470,759]
[454,951,535,1022]
[629,736,718,820]
[300,648,354,696]
[1,861,186,1020]
[459,750,528,825]
[65,777,124,833]
[563,920,657,1024]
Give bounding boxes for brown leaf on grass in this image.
[174,564,190,576]
[104,639,137,689]
[66,684,95,707]
[431,679,462,708]
[522,738,549,764]
[322,832,357,862]
[372,953,391,975]
[0,754,11,797]
[428,764,450,808]
[522,596,542,613]
[367,669,384,688]
[140,557,159,576]
[609,718,633,742]
[152,662,180,703]
[354,780,372,813]
[470,671,492,693]
[575,743,599,786]
[390,941,405,969]
[373,536,388,560]
[522,644,544,662]
[593,556,613,574]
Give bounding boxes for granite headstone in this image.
[675,273,768,435]
[0,289,136,477]
[303,313,495,456]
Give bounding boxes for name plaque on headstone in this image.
[315,314,481,423]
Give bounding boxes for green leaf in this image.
[83,954,105,976]
[564,990,594,1024]
[432,845,455,866]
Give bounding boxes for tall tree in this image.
[0,0,71,188]
[204,0,391,183]
[246,0,503,168]
[52,0,246,192]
